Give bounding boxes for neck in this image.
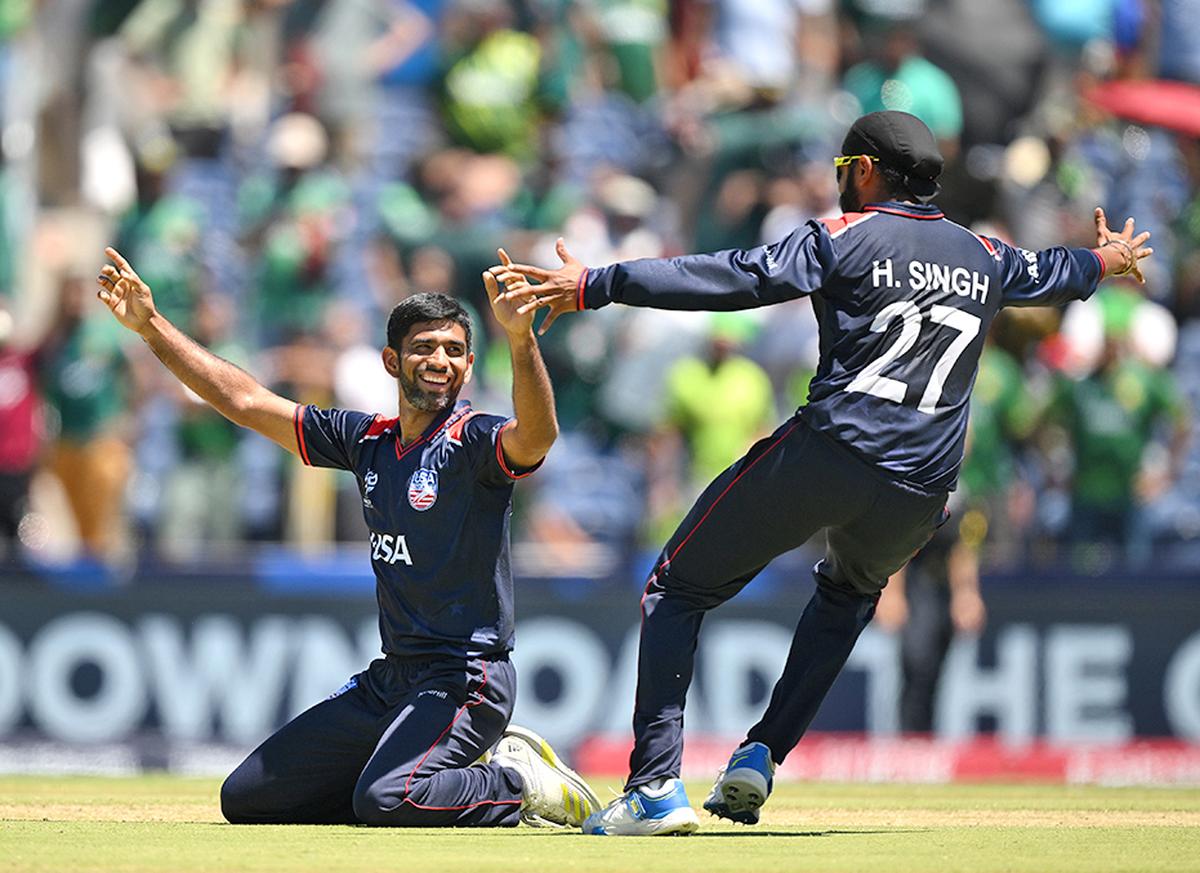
[397,400,450,446]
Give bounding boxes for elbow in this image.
[541,416,560,454]
[510,422,557,466]
[543,417,560,449]
[226,390,260,425]
[525,425,558,462]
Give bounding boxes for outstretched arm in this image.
[97,247,300,455]
[996,208,1153,308]
[484,250,558,469]
[494,225,835,334]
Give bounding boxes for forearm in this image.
[504,330,558,464]
[138,313,284,428]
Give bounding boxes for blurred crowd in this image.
[0,0,1196,580]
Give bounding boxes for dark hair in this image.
[878,161,929,204]
[386,293,473,352]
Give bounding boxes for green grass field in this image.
[3,775,1199,873]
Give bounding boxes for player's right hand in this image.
[97,247,158,335]
[489,238,585,336]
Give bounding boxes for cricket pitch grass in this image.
[3,776,1199,872]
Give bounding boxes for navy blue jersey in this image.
[581,201,1103,493]
[294,400,539,659]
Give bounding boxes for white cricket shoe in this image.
[492,725,601,828]
[582,779,701,836]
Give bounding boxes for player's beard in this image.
[839,169,863,214]
[399,370,459,413]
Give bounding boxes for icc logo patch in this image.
[407,468,439,511]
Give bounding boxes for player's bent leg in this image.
[221,672,383,824]
[738,568,880,773]
[731,482,948,812]
[627,420,866,794]
[352,656,524,827]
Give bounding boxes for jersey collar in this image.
[395,400,472,461]
[863,201,945,220]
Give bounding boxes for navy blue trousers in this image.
[627,417,947,789]
[221,654,523,826]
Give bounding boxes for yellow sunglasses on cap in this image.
[833,154,880,168]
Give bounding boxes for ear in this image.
[381,346,401,378]
[856,154,876,183]
[463,351,475,385]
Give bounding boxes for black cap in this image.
[841,110,943,200]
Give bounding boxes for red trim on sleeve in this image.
[976,234,997,255]
[575,268,589,312]
[495,419,541,480]
[359,414,399,442]
[1089,248,1106,277]
[293,404,312,466]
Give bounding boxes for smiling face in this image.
[383,319,474,413]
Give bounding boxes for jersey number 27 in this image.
[845,302,980,415]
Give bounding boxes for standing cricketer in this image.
[96,248,600,828]
[493,111,1152,835]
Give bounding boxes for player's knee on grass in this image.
[220,768,260,824]
[352,774,421,826]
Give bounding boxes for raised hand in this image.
[483,248,538,337]
[1094,207,1153,284]
[96,247,159,334]
[489,238,586,335]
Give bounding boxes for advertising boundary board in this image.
[0,575,1197,782]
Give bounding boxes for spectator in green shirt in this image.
[1045,289,1191,548]
[39,276,134,563]
[159,293,248,558]
[665,313,775,491]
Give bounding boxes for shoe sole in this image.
[588,806,701,836]
[704,766,769,825]
[501,725,602,822]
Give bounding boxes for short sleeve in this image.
[457,412,544,487]
[294,405,375,471]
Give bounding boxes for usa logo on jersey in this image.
[407,468,439,511]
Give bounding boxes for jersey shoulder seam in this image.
[821,211,876,239]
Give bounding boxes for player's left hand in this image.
[484,249,537,337]
[1094,207,1152,284]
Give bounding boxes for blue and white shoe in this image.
[703,742,776,825]
[583,778,700,836]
